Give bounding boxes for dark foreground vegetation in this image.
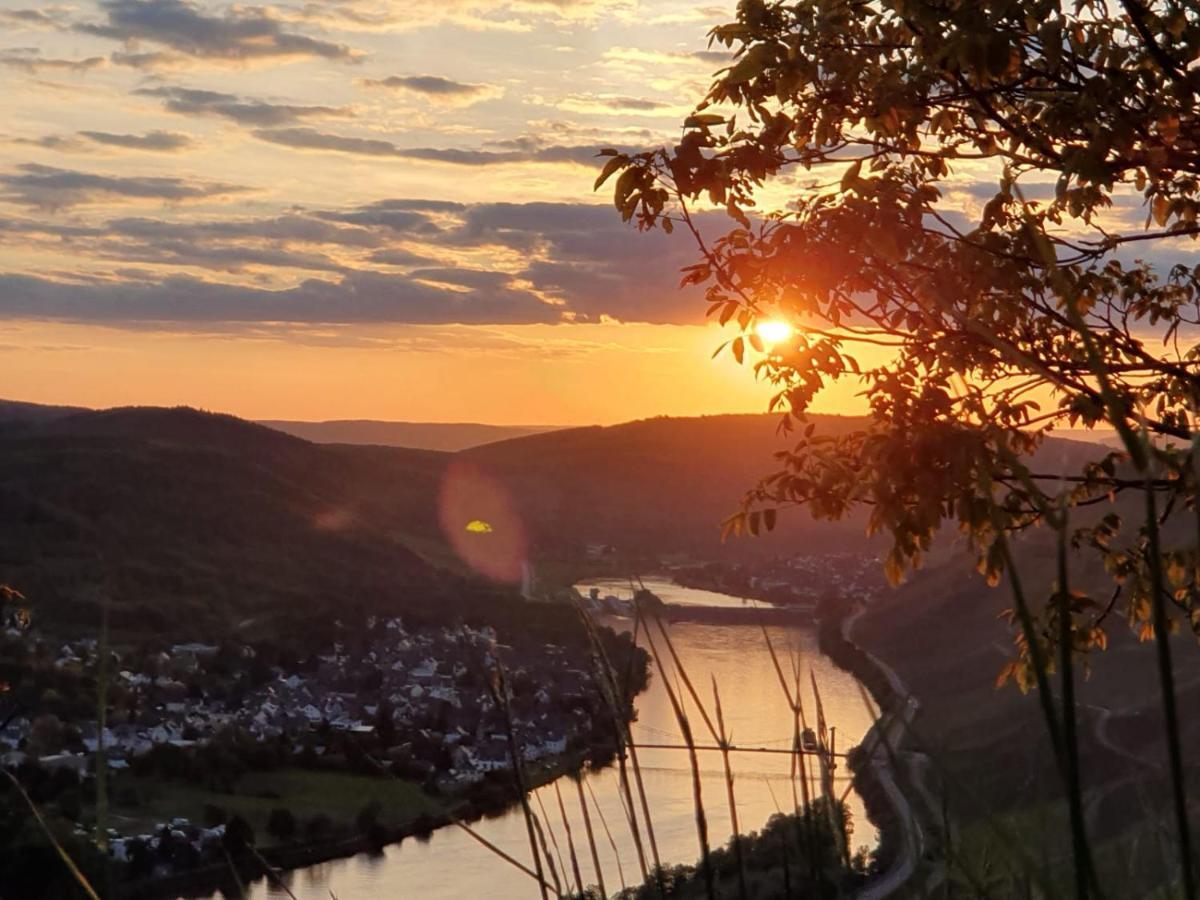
[594,803,868,900]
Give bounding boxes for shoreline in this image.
[117,748,599,899]
[817,600,925,898]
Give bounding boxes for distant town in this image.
[0,602,641,888]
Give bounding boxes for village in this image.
[667,551,884,608]
[0,611,620,879]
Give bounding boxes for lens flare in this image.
[755,320,793,345]
[438,461,526,584]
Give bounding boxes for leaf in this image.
[1153,194,1171,227]
[594,155,626,191]
[840,159,863,193]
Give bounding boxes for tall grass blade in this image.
[575,777,609,899]
[1053,501,1097,898]
[95,589,110,857]
[246,843,300,900]
[487,660,551,900]
[641,610,716,900]
[571,596,654,883]
[1,768,101,900]
[713,678,748,900]
[530,803,565,897]
[535,789,568,895]
[554,780,586,897]
[587,775,626,893]
[1143,456,1196,899]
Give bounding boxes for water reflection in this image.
[232,583,876,900]
[576,576,762,610]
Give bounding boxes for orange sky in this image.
[5,318,887,424]
[0,0,958,425]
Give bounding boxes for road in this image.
[842,604,929,900]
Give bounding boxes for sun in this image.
[755,320,794,346]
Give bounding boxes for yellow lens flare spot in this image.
[755,320,794,345]
[465,519,494,534]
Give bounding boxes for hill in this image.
[259,419,560,451]
[0,405,488,643]
[0,398,88,428]
[850,505,1200,893]
[461,413,878,561]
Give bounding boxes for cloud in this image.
[286,0,635,32]
[79,130,195,152]
[0,200,709,325]
[0,48,106,73]
[11,131,195,154]
[108,213,397,247]
[362,74,502,105]
[368,247,436,266]
[316,200,451,232]
[76,0,361,63]
[548,92,684,116]
[0,8,71,29]
[252,127,610,166]
[109,48,186,69]
[0,270,561,325]
[136,85,352,126]
[0,164,247,209]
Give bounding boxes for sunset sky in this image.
[0,0,761,423]
[2,1,1161,425]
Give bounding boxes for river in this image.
[234,578,877,899]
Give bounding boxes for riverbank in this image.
[118,748,598,899]
[818,599,924,897]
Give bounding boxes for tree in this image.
[601,0,1200,635]
[222,814,255,853]
[305,812,333,842]
[356,799,384,836]
[266,807,297,843]
[601,1,1200,894]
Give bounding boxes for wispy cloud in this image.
[0,200,706,324]
[0,48,105,73]
[76,0,363,64]
[79,130,196,152]
[0,164,247,209]
[361,74,502,105]
[251,127,610,166]
[12,131,195,154]
[0,8,73,29]
[136,85,353,126]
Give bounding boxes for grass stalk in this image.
[586,776,627,893]
[535,789,568,896]
[713,678,749,900]
[554,780,586,897]
[759,625,818,872]
[1,768,101,900]
[246,843,300,900]
[95,591,110,857]
[572,596,656,884]
[1053,502,1096,899]
[487,661,551,900]
[995,535,1065,760]
[1143,462,1196,899]
[575,777,609,898]
[453,819,557,889]
[530,803,565,897]
[641,614,717,900]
